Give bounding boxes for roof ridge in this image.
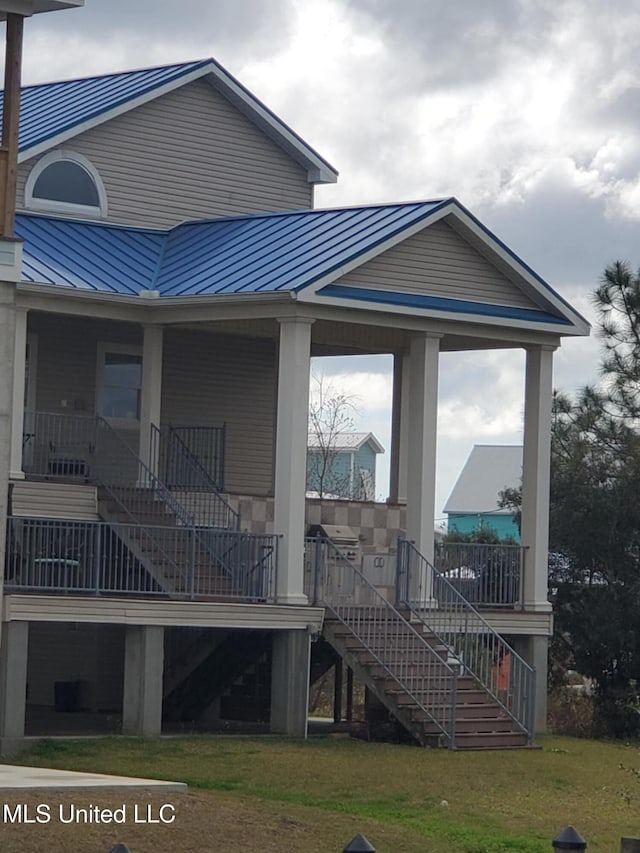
[20,58,211,91]
[172,198,452,230]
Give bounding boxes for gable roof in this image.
[307,432,385,453]
[444,445,522,515]
[9,59,337,183]
[15,199,589,335]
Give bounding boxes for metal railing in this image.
[22,411,97,479]
[306,536,459,747]
[149,424,239,530]
[160,424,226,490]
[5,516,276,601]
[396,538,535,741]
[434,541,525,608]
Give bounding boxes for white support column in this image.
[389,350,410,504]
[0,281,17,655]
[405,334,440,604]
[521,345,555,611]
[9,306,26,479]
[273,317,313,605]
[398,350,411,504]
[139,325,163,476]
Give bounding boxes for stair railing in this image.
[150,424,239,530]
[307,536,459,747]
[93,416,196,589]
[396,538,536,742]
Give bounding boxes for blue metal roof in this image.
[156,201,448,296]
[16,215,164,293]
[9,59,338,181]
[13,60,210,152]
[15,201,449,296]
[14,199,577,330]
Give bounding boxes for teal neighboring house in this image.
[444,445,522,541]
[307,432,384,500]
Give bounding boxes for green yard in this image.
[4,734,640,852]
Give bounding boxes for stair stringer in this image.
[322,618,452,748]
[163,630,271,721]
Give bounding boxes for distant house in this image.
[307,432,384,500]
[444,445,522,540]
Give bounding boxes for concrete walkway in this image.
[0,764,187,792]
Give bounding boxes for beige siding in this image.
[28,313,141,416]
[27,622,125,710]
[336,220,537,309]
[11,482,98,520]
[17,79,312,228]
[161,330,277,496]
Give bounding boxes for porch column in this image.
[0,620,28,755]
[405,333,440,603]
[9,306,26,479]
[521,345,555,611]
[139,325,163,476]
[273,317,313,605]
[389,350,410,504]
[122,625,164,736]
[270,629,311,737]
[0,280,18,646]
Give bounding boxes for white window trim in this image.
[96,342,143,429]
[25,149,108,219]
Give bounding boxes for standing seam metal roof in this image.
[14,199,577,332]
[8,58,337,181]
[16,201,449,297]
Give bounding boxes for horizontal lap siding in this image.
[336,220,535,309]
[28,314,141,415]
[17,79,312,228]
[161,330,277,496]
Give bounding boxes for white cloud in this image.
[17,0,640,517]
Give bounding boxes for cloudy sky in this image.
[21,1,640,518]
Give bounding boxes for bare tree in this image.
[307,374,359,499]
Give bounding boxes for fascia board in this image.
[298,287,586,336]
[18,60,339,185]
[200,64,338,184]
[448,203,591,335]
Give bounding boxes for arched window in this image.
[25,151,107,218]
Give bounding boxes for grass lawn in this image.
[3,734,640,852]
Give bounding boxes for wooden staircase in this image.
[323,613,529,750]
[307,536,534,751]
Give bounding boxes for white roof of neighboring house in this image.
[307,432,385,454]
[444,445,522,515]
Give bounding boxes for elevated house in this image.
[445,445,523,541]
[306,431,384,500]
[0,57,589,753]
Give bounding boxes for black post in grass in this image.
[552,826,587,851]
[343,834,375,852]
[108,845,132,853]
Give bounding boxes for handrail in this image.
[150,423,239,530]
[6,516,276,601]
[95,416,195,525]
[434,541,525,609]
[307,536,459,746]
[397,538,536,741]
